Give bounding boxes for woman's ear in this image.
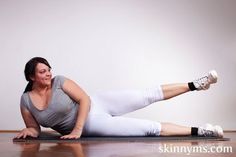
[29,75,35,81]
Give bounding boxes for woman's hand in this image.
[15,128,39,139]
[60,128,83,139]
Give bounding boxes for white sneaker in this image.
[193,70,218,90]
[198,123,224,137]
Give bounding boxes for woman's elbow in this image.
[80,96,91,106]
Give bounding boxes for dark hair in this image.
[24,57,51,93]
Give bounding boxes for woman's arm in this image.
[15,106,41,138]
[61,78,91,139]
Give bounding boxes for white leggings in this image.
[83,86,164,136]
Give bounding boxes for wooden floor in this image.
[1,132,236,157]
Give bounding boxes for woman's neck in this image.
[32,84,51,95]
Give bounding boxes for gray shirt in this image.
[20,75,79,135]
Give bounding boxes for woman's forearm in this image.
[73,96,91,131]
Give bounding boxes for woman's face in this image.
[31,63,52,87]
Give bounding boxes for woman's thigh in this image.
[83,113,161,136]
[90,86,164,116]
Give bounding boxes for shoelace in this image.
[202,129,215,137]
[195,76,209,89]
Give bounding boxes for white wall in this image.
[0,0,235,130]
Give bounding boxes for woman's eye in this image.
[39,70,46,73]
[39,69,51,74]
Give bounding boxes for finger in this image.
[16,133,23,139]
[72,136,79,139]
[23,133,27,139]
[29,132,34,137]
[62,135,73,139]
[68,135,79,139]
[60,135,67,139]
[60,135,79,139]
[15,133,21,139]
[23,132,30,139]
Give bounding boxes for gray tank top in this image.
[20,75,79,135]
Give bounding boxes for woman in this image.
[16,57,223,139]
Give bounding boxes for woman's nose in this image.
[46,70,51,76]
